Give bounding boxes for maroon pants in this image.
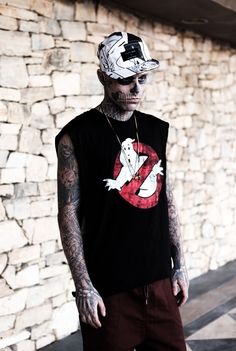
[80,278,186,351]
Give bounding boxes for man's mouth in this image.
[124,98,140,102]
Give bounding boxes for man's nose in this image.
[130,81,140,94]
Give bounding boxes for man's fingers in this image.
[86,299,101,328]
[84,303,103,328]
[89,312,101,328]
[91,304,102,328]
[98,299,106,317]
[178,281,189,306]
[80,309,101,328]
[90,298,106,328]
[172,279,179,296]
[181,292,188,306]
[80,313,87,324]
[180,286,188,306]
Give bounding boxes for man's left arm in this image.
[166,171,189,306]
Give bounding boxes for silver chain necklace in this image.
[103,111,141,180]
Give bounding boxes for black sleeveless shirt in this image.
[55,108,172,297]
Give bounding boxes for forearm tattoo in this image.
[57,134,94,292]
[166,171,188,285]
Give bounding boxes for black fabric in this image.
[55,108,172,297]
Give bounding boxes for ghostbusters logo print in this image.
[103,138,164,209]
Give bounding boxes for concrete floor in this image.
[41,260,236,351]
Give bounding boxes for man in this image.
[56,32,189,351]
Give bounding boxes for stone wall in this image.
[0,0,236,349]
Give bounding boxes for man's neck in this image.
[96,100,134,122]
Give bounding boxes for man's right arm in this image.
[57,133,106,328]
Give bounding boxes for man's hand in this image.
[171,267,189,307]
[75,287,106,328]
[103,178,121,191]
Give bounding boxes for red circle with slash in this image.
[113,142,163,209]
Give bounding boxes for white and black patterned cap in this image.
[97,32,159,79]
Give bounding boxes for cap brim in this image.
[135,59,160,74]
[106,59,160,79]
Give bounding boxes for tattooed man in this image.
[56,32,189,351]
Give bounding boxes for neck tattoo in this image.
[102,109,142,181]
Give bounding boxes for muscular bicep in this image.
[57,133,79,211]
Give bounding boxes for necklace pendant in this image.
[134,174,141,180]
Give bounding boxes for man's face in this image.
[103,72,148,112]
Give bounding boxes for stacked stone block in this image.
[0,0,236,349]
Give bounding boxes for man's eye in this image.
[117,75,147,85]
[117,77,133,85]
[138,75,147,84]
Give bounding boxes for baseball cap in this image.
[97,32,160,79]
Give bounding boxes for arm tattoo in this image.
[57,134,93,291]
[166,171,188,284]
[57,134,105,327]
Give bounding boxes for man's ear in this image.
[97,69,105,85]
